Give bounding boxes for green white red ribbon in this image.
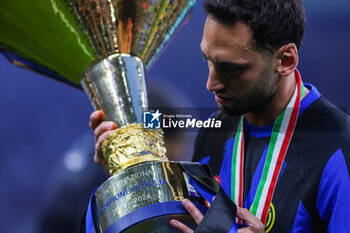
[231,71,304,224]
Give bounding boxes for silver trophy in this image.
[0,0,208,232]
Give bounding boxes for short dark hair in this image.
[203,0,306,54]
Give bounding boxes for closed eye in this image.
[201,51,209,61]
[216,63,249,77]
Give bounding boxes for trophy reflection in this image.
[0,0,209,232]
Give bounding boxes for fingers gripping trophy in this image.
[0,0,220,232]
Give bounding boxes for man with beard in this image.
[90,0,350,232]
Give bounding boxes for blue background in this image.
[0,1,350,232]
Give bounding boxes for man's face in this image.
[200,16,278,116]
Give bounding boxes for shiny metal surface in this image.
[93,162,205,232]
[79,0,199,175]
[81,54,147,126]
[66,0,196,70]
[102,123,168,175]
[1,1,200,232]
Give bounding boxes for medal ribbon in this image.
[231,71,304,224]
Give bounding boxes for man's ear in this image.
[274,43,298,77]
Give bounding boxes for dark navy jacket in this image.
[193,84,350,233]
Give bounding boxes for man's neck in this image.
[245,72,309,127]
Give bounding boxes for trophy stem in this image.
[82,53,168,175]
[81,53,148,127]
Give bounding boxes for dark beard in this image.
[219,104,249,116]
[219,89,276,117]
[219,62,276,117]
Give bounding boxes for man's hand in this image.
[89,110,117,172]
[236,208,265,233]
[170,199,265,233]
[169,199,204,233]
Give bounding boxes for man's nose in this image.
[206,67,224,92]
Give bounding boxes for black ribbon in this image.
[180,162,237,233]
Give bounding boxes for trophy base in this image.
[105,201,207,233]
[92,161,208,233]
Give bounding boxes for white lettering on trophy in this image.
[98,178,169,217]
